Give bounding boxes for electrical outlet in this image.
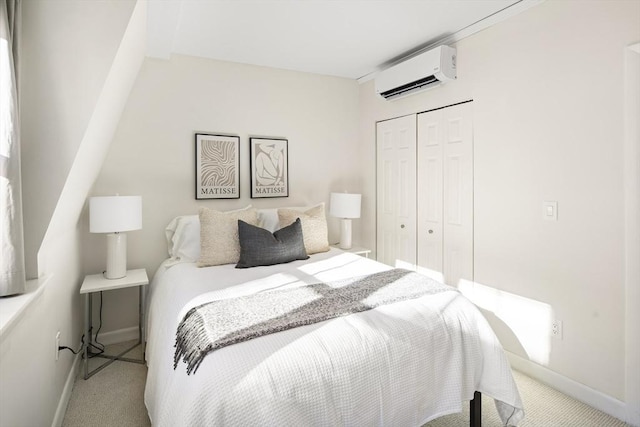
[551,320,563,340]
[55,331,61,361]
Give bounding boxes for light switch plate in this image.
[543,201,558,221]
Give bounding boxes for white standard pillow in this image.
[165,215,200,261]
[257,206,309,233]
[257,208,280,233]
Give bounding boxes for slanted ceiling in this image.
[147,0,541,80]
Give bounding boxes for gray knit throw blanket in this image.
[174,268,454,375]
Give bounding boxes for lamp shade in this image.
[90,196,142,233]
[330,193,361,219]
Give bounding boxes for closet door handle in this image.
[400,224,405,229]
[428,229,434,234]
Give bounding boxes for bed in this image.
[143,206,524,426]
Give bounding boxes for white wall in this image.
[0,1,143,426]
[85,55,361,333]
[624,42,640,426]
[20,0,136,280]
[358,0,639,407]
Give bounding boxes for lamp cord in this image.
[58,334,85,355]
[90,291,106,355]
[58,287,107,358]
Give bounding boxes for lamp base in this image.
[339,218,353,250]
[105,233,127,279]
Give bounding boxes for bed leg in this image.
[470,391,481,427]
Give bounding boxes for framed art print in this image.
[250,137,288,198]
[195,133,240,199]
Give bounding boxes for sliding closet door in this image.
[417,103,473,286]
[376,115,417,268]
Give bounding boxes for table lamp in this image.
[330,192,361,250]
[89,195,142,279]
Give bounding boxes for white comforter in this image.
[144,249,524,426]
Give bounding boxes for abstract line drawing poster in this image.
[195,133,240,199]
[250,137,289,198]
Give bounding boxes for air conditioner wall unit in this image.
[375,45,457,101]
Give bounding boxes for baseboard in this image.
[94,326,139,346]
[52,352,81,427]
[506,351,628,423]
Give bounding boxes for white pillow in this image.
[257,206,308,233]
[165,215,200,261]
[278,203,329,255]
[165,205,255,263]
[198,206,259,267]
[257,208,280,233]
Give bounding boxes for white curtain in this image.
[0,0,25,297]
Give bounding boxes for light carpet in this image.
[62,341,629,426]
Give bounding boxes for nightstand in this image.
[331,245,372,258]
[80,268,148,379]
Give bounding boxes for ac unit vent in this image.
[379,75,440,100]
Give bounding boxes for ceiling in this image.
[147,0,539,81]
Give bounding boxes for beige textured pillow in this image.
[198,206,258,267]
[278,204,329,255]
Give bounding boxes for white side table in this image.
[331,245,372,258]
[80,268,148,379]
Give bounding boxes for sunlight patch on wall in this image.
[459,279,552,366]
